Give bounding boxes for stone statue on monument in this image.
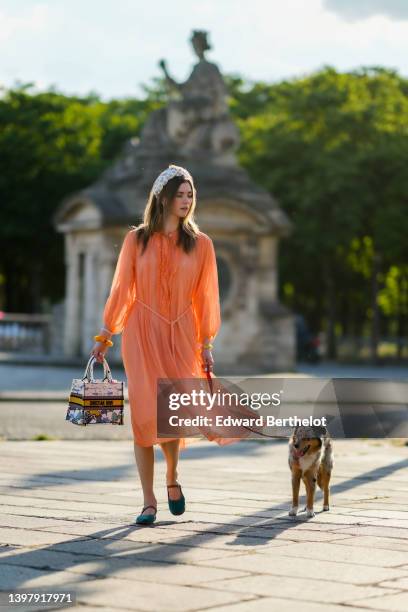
[152,30,240,163]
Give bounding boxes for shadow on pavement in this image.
[12,440,280,489]
[0,449,407,594]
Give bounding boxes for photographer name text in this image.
[167,415,327,428]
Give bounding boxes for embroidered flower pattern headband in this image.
[152,164,194,197]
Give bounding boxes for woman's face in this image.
[169,181,193,218]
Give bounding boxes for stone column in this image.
[97,253,115,327]
[100,250,124,362]
[81,250,98,356]
[257,234,295,371]
[63,235,80,356]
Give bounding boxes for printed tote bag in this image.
[66,356,124,426]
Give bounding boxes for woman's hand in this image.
[201,348,214,373]
[90,341,109,364]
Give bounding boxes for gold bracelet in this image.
[94,335,114,347]
[202,343,213,350]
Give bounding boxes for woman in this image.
[90,164,221,525]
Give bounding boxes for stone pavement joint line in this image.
[0,439,407,612]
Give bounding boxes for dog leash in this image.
[203,365,213,394]
[202,365,279,439]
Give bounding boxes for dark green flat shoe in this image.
[135,505,157,525]
[167,484,185,516]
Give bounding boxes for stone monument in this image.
[54,30,295,373]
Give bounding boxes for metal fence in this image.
[0,313,51,354]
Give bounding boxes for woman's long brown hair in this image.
[131,175,200,255]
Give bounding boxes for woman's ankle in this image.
[142,492,157,506]
[166,472,178,485]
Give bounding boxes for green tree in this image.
[231,66,408,361]
[0,82,164,312]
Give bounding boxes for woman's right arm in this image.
[91,230,137,362]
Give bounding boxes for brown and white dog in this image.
[288,425,333,518]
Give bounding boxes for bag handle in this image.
[82,356,113,383]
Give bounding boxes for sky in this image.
[1,0,408,100]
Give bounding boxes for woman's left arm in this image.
[192,236,221,369]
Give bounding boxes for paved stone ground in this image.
[0,438,407,611]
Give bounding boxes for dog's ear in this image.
[313,425,327,438]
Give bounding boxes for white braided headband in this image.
[151,164,194,197]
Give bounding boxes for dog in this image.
[288,425,333,518]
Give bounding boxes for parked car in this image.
[295,314,321,363]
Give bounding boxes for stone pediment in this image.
[54,184,129,232]
[197,197,289,235]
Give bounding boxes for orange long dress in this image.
[102,228,221,448]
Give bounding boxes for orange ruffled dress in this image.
[102,228,221,448]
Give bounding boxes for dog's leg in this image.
[304,471,316,517]
[321,468,331,511]
[289,468,301,516]
[317,469,323,490]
